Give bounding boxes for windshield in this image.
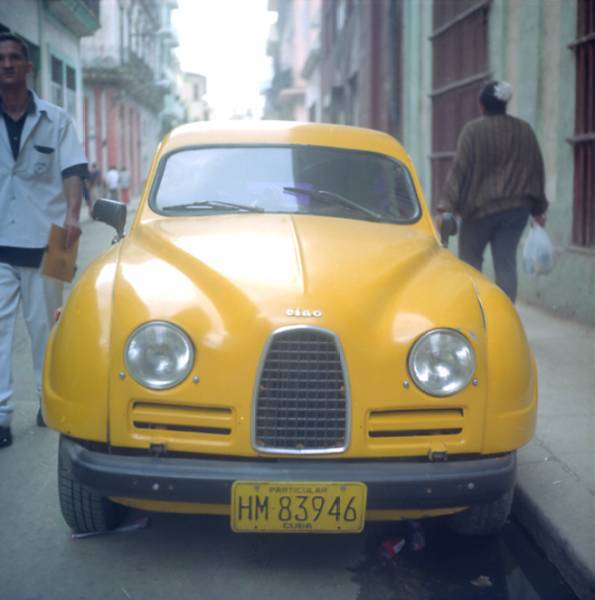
[151,145,421,223]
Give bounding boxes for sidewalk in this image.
[514,303,594,600]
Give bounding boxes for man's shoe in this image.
[0,426,12,448]
[36,408,47,428]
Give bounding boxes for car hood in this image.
[113,213,481,335]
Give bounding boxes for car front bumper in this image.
[62,437,516,510]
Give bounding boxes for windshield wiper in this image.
[283,186,383,221]
[162,200,264,213]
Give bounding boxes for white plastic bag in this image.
[522,223,554,275]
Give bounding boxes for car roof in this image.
[161,120,412,165]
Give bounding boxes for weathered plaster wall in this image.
[489,0,594,324]
[80,0,121,67]
[401,0,433,203]
[0,0,40,44]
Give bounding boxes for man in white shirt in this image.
[0,33,87,447]
[105,165,119,201]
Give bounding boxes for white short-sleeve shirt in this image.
[0,90,87,248]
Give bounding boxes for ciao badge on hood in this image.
[285,308,323,318]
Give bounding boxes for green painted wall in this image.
[401,0,433,203]
[488,0,594,325]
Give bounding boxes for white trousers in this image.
[0,263,63,426]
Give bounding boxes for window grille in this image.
[570,0,595,247]
[50,56,64,108]
[430,1,491,208]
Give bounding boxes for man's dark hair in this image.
[0,32,30,61]
[479,81,507,115]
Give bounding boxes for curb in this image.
[513,456,595,600]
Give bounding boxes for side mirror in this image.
[91,198,127,241]
[439,212,458,247]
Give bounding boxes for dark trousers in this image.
[458,207,530,302]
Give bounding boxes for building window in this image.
[50,56,63,107]
[323,2,334,50]
[331,86,345,124]
[66,66,77,119]
[571,0,595,247]
[335,0,347,32]
[347,74,358,125]
[429,1,489,208]
[193,83,200,101]
[50,55,78,120]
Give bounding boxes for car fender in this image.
[43,245,120,440]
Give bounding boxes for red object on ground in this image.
[379,537,406,559]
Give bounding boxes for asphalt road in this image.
[0,210,578,600]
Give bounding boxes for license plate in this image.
[231,481,367,533]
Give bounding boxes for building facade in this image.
[81,0,184,196]
[266,0,401,134]
[180,72,209,123]
[265,0,595,325]
[0,0,100,134]
[264,0,310,121]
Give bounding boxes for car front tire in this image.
[58,435,127,533]
[446,489,514,536]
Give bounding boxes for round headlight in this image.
[408,329,475,397]
[125,321,194,390]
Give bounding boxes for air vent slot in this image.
[131,402,233,436]
[368,408,464,438]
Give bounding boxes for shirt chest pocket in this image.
[30,145,55,178]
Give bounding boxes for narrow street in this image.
[0,211,578,600]
[0,1,592,599]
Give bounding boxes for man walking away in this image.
[436,80,548,302]
[0,33,87,447]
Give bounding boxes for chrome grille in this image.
[254,327,348,454]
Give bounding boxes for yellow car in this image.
[43,121,537,536]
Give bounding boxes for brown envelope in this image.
[40,224,79,282]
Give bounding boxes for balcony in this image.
[268,69,304,102]
[157,25,179,48]
[44,0,100,37]
[83,50,165,114]
[271,68,293,92]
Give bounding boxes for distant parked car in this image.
[43,121,536,536]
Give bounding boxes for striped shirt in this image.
[437,114,548,220]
